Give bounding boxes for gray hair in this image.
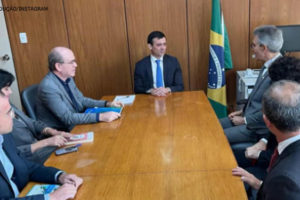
[262,80,300,133]
[48,48,64,71]
[254,25,283,53]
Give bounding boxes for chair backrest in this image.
[21,84,39,120]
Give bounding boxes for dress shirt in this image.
[278,134,300,155]
[0,135,20,197]
[150,55,165,88]
[53,73,80,112]
[262,53,282,76]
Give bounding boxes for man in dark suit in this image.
[0,91,82,199]
[36,47,123,131]
[134,31,184,96]
[220,25,283,145]
[0,69,71,164]
[233,80,300,200]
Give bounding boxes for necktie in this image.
[267,147,279,172]
[155,60,163,88]
[257,65,266,83]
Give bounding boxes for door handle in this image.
[1,54,10,61]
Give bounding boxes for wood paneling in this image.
[250,0,300,68]
[125,0,190,90]
[223,0,249,110]
[2,0,69,91]
[63,0,132,99]
[188,0,249,110]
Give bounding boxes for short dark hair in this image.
[269,56,300,82]
[263,80,300,133]
[147,31,166,45]
[0,69,15,93]
[48,48,64,71]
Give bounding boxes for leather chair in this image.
[21,84,39,120]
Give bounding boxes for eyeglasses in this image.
[60,60,77,65]
[6,107,15,118]
[250,42,262,49]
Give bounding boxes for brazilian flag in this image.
[207,0,233,118]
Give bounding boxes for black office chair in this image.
[21,84,39,120]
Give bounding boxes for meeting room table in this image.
[20,91,247,199]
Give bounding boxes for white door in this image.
[0,0,22,109]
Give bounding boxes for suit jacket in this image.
[134,54,184,93]
[36,72,106,131]
[0,133,59,200]
[257,139,300,200]
[11,106,56,164]
[244,67,272,135]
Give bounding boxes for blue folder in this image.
[84,107,122,114]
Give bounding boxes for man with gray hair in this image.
[220,25,283,146]
[36,47,123,131]
[233,80,300,199]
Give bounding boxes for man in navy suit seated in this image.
[134,31,184,96]
[0,93,83,199]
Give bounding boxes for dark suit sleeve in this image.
[1,195,45,200]
[168,58,184,92]
[263,175,300,200]
[134,61,149,93]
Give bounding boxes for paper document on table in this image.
[27,184,59,196]
[65,131,94,145]
[114,95,135,105]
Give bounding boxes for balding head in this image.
[263,80,300,133]
[48,47,73,72]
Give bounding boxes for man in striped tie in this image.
[134,31,184,96]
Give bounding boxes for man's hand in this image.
[44,128,72,139]
[45,135,67,147]
[150,87,170,97]
[232,167,262,190]
[245,140,267,159]
[58,173,83,189]
[231,116,245,125]
[106,101,123,107]
[228,110,243,119]
[49,184,78,200]
[99,111,120,122]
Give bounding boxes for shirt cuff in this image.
[260,138,268,144]
[244,117,247,124]
[44,194,50,200]
[55,171,64,183]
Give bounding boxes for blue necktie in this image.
[155,60,163,88]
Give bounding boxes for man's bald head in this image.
[263,80,300,133]
[48,47,73,72]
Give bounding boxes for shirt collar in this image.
[0,135,3,146]
[264,53,281,69]
[278,134,300,155]
[150,55,164,62]
[52,72,71,85]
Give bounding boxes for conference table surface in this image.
[20,91,247,199]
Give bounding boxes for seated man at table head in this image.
[0,89,83,200]
[0,69,72,164]
[220,25,283,146]
[36,47,123,131]
[134,31,184,96]
[233,80,300,200]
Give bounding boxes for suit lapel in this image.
[245,72,269,111]
[270,140,300,172]
[163,55,169,84]
[49,73,75,107]
[146,56,154,87]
